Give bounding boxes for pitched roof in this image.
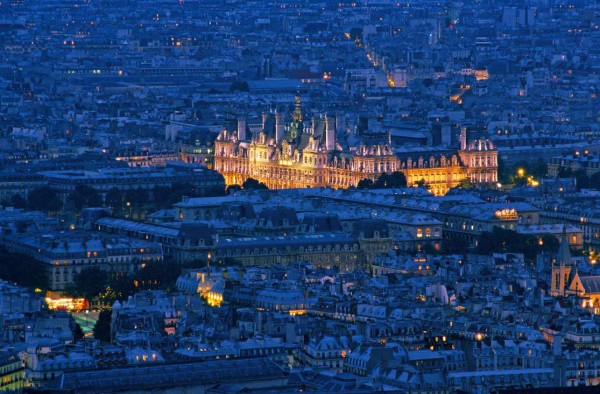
[580,276,600,294]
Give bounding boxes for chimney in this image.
[325,114,335,151]
[460,126,467,151]
[275,111,284,143]
[262,112,268,131]
[237,117,246,140]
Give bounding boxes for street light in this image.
[517,168,525,177]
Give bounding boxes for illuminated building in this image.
[568,274,600,315]
[213,95,497,195]
[0,352,24,392]
[215,94,398,190]
[44,295,87,311]
[114,151,179,167]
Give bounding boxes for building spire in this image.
[293,91,303,122]
[558,225,571,266]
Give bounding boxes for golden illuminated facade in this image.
[214,96,497,195]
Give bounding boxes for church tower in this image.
[287,93,304,142]
[551,226,573,297]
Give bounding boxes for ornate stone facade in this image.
[213,96,498,195]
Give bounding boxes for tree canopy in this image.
[226,185,242,194]
[498,158,548,184]
[0,248,48,290]
[242,178,268,190]
[93,309,112,342]
[357,178,374,189]
[477,227,560,260]
[68,185,102,212]
[558,168,600,191]
[27,186,62,213]
[65,258,203,307]
[357,171,407,189]
[69,267,109,302]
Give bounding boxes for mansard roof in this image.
[300,213,343,233]
[352,219,389,238]
[178,222,214,246]
[257,206,299,227]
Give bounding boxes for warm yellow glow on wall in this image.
[46,297,87,311]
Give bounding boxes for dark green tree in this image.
[73,322,85,341]
[373,171,407,189]
[226,185,242,194]
[69,267,109,302]
[357,178,374,189]
[152,185,173,208]
[68,185,102,211]
[478,227,560,260]
[416,178,427,188]
[27,186,62,213]
[242,178,268,190]
[134,259,181,291]
[125,188,148,207]
[497,156,510,183]
[442,236,469,254]
[0,248,49,290]
[101,274,136,306]
[373,173,392,189]
[105,187,123,211]
[93,309,112,342]
[389,171,408,187]
[458,178,474,189]
[532,158,548,179]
